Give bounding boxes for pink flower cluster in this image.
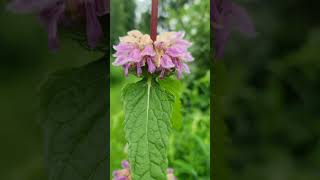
[113,30,193,79]
[113,160,177,180]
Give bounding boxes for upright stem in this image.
[150,0,158,41]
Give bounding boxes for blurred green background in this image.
[214,0,320,180]
[110,0,210,179]
[0,4,104,180]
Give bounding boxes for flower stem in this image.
[150,0,158,41]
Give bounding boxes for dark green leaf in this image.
[40,59,108,180]
[122,77,174,180]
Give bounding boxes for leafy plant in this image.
[40,59,108,180]
[122,77,174,179]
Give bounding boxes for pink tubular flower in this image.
[7,0,109,50]
[112,160,177,180]
[113,30,193,79]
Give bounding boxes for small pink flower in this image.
[112,160,131,180]
[112,160,177,180]
[167,168,177,180]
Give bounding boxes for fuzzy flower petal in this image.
[147,57,156,73]
[141,44,156,56]
[123,64,130,77]
[182,63,190,74]
[121,160,130,169]
[128,49,142,62]
[160,54,175,68]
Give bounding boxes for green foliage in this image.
[40,59,108,180]
[168,71,210,179]
[161,0,210,71]
[137,12,151,33]
[122,77,174,179]
[110,111,126,175]
[159,77,183,129]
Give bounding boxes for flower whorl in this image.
[113,30,193,79]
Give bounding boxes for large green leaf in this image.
[122,77,174,180]
[159,78,183,129]
[40,59,108,180]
